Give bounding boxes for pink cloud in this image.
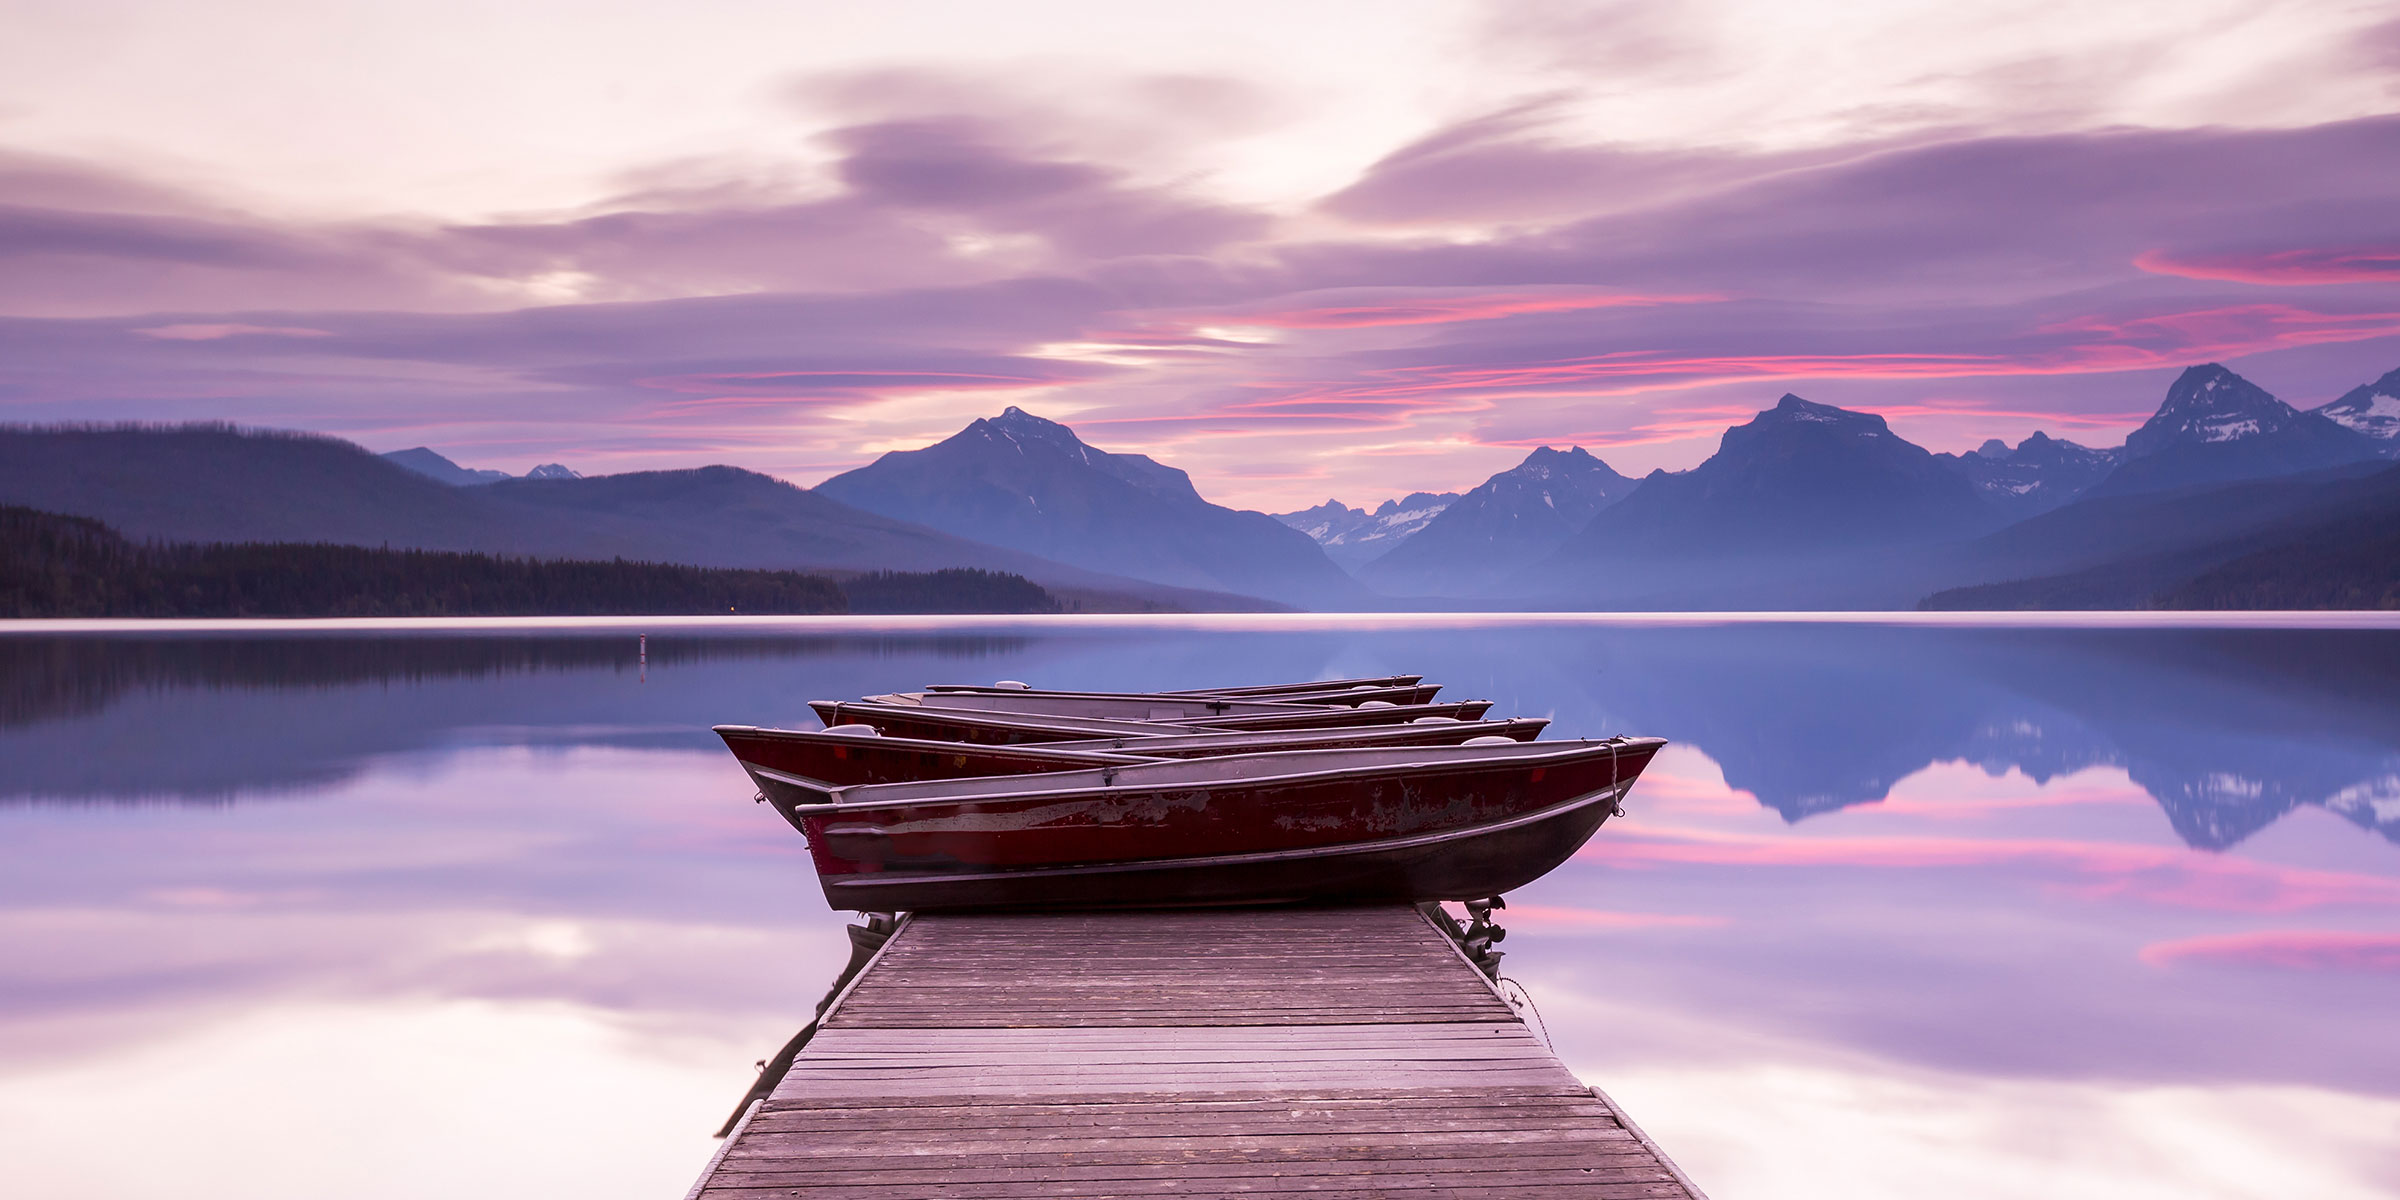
[629,365,1106,415]
[1269,305,2400,407]
[1131,303,2400,455]
[134,323,335,341]
[2134,247,2400,285]
[1221,288,1722,330]
[640,368,1087,394]
[2139,929,2400,971]
[1578,830,2400,914]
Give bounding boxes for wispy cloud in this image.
[2139,929,2400,971]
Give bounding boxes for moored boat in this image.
[810,700,1196,744]
[907,682,1445,708]
[721,725,1156,809]
[719,716,1555,815]
[810,697,1498,743]
[1163,674,1424,697]
[868,690,1331,722]
[1041,716,1548,757]
[772,737,1663,910]
[1175,699,1493,729]
[922,674,1427,698]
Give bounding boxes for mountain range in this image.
[1277,362,2398,608]
[383,447,583,486]
[1361,446,1639,598]
[0,425,1267,612]
[1272,493,1459,571]
[5,360,2393,613]
[2080,364,2385,499]
[816,407,1359,608]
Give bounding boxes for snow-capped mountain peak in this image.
[2125,364,2298,456]
[2314,367,2400,444]
[1272,491,1460,569]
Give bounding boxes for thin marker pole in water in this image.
[639,634,647,683]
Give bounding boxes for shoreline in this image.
[6,608,2400,635]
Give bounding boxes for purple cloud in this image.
[4,82,2400,506]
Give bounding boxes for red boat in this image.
[717,717,1554,810]
[866,690,1336,722]
[764,737,1664,911]
[1164,675,1424,697]
[1174,699,1493,730]
[1043,716,1548,757]
[809,697,1497,743]
[915,682,1446,708]
[922,674,1426,699]
[810,700,1195,744]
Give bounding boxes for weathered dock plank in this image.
[693,906,1705,1200]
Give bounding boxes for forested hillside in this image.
[1,507,1061,617]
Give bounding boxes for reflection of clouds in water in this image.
[0,748,853,1142]
[3,619,2397,1200]
[2141,930,2400,972]
[1592,1059,2400,1200]
[1503,751,2400,1111]
[0,1001,737,1200]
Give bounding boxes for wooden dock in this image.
[691,906,1706,1199]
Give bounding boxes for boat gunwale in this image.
[715,724,1164,767]
[719,716,1550,756]
[870,691,1330,717]
[1040,716,1550,753]
[786,736,1665,816]
[813,700,1198,737]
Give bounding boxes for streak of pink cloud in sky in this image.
[2135,247,2400,286]
[2139,930,2400,971]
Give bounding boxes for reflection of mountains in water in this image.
[1570,626,2400,850]
[4,623,2396,852]
[1,633,1031,728]
[0,632,1030,802]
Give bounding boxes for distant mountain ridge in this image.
[1362,447,1637,597]
[1937,432,2122,519]
[383,446,582,485]
[1272,492,1460,570]
[2082,364,2385,498]
[384,447,512,486]
[12,358,2397,614]
[1594,395,1998,552]
[0,424,1267,611]
[2314,367,2400,445]
[1921,462,2400,610]
[817,407,1359,608]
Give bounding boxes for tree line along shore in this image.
[0,506,1061,618]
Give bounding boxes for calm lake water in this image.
[3,614,2397,1200]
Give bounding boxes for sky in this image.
[3,0,2398,511]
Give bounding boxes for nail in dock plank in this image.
[690,905,1707,1199]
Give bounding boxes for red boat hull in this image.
[788,739,1662,911]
